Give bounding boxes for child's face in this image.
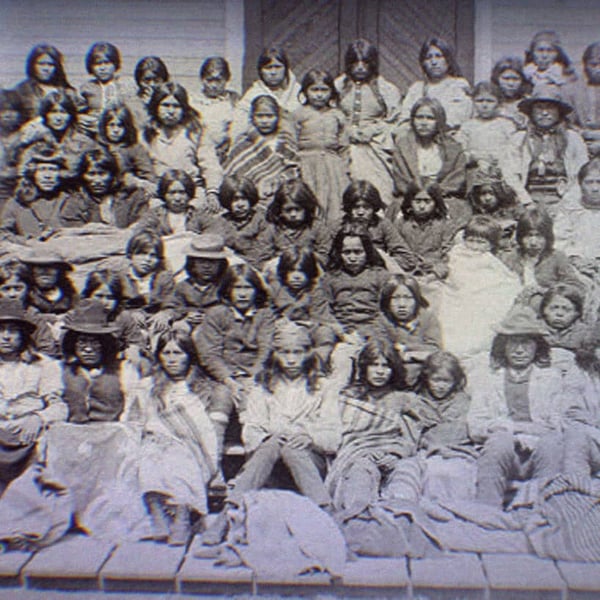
[46,104,70,132]
[349,59,371,82]
[105,117,126,143]
[411,192,436,220]
[188,257,221,283]
[159,340,190,379]
[366,354,393,389]
[475,186,500,212]
[139,71,165,93]
[252,105,278,135]
[164,181,191,213]
[91,57,117,83]
[33,163,60,193]
[306,82,332,109]
[230,193,252,220]
[423,45,449,80]
[497,69,523,98]
[34,53,57,83]
[75,334,103,368]
[543,294,579,330]
[280,200,306,227]
[0,322,23,357]
[427,367,456,400]
[89,283,118,314]
[285,268,309,292]
[0,108,21,132]
[412,106,438,139]
[230,279,256,312]
[274,341,309,379]
[505,335,538,369]
[83,164,113,196]
[521,231,546,256]
[260,59,286,89]
[157,94,183,127]
[533,41,558,71]
[473,92,499,119]
[130,250,160,277]
[581,171,600,206]
[531,101,561,130]
[585,55,600,85]
[464,234,492,253]
[341,236,367,274]
[389,284,417,323]
[32,265,60,290]
[350,199,375,224]
[202,73,227,98]
[0,276,28,305]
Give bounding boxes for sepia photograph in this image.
[0,0,600,597]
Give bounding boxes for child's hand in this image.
[283,432,312,450]
[223,377,245,406]
[204,192,222,214]
[10,414,43,444]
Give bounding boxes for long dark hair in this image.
[266,180,319,228]
[490,333,551,370]
[490,57,533,101]
[380,274,429,324]
[326,230,385,272]
[25,44,71,87]
[419,37,461,78]
[81,269,126,318]
[98,103,138,147]
[62,330,119,369]
[218,264,269,309]
[515,207,554,259]
[351,339,406,391]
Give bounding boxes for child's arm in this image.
[381,219,418,271]
[195,130,223,212]
[240,384,271,452]
[121,144,157,193]
[192,308,232,382]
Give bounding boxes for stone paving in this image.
[1,534,600,598]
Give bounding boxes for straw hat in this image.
[185,234,228,259]
[0,299,37,334]
[62,300,120,335]
[518,84,573,117]
[495,306,547,337]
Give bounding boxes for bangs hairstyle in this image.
[419,351,466,392]
[257,46,290,79]
[342,180,385,218]
[464,215,502,253]
[266,179,319,227]
[276,247,320,288]
[525,30,573,70]
[419,37,461,78]
[25,44,70,87]
[62,330,119,368]
[410,96,447,137]
[219,175,259,210]
[0,258,28,286]
[99,103,138,146]
[344,39,379,79]
[218,264,268,308]
[401,182,447,221]
[40,90,78,124]
[146,82,200,130]
[77,148,119,187]
[134,56,169,88]
[472,80,502,101]
[299,69,338,106]
[490,332,551,370]
[578,157,600,184]
[154,328,198,365]
[540,283,585,321]
[491,57,533,99]
[327,230,385,271]
[158,169,195,202]
[125,230,165,265]
[200,56,231,81]
[250,94,280,119]
[467,181,517,214]
[354,339,406,390]
[81,269,125,315]
[516,207,554,256]
[380,274,429,323]
[85,42,121,73]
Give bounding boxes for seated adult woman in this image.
[0,298,66,493]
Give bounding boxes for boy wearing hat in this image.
[467,307,564,508]
[0,298,66,491]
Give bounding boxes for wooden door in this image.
[243,0,475,93]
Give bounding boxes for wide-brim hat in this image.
[185,233,228,259]
[495,306,547,337]
[0,299,37,334]
[518,84,573,117]
[62,299,120,335]
[21,249,73,271]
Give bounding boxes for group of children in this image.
[1,30,600,554]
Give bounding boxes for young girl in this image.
[131,330,218,546]
[206,175,268,268]
[193,57,239,162]
[326,339,431,519]
[456,81,516,168]
[130,56,170,131]
[60,148,149,228]
[143,82,222,211]
[400,37,472,130]
[231,47,301,141]
[491,57,533,130]
[225,95,299,206]
[202,320,340,544]
[523,30,577,89]
[97,103,156,193]
[13,44,79,122]
[261,180,331,269]
[0,90,26,209]
[293,69,349,223]
[136,169,207,236]
[335,39,401,204]
[337,180,416,272]
[79,42,133,135]
[391,97,467,209]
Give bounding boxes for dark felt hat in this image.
[62,299,120,335]
[495,306,547,337]
[0,299,37,334]
[518,84,573,117]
